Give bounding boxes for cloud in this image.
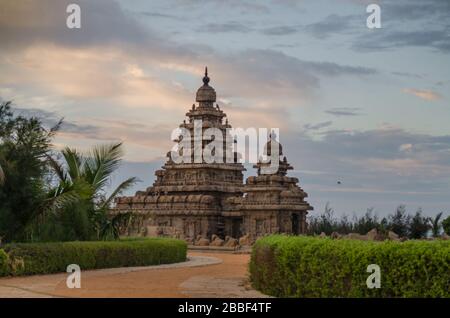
[304,14,354,39]
[255,14,355,38]
[403,88,442,101]
[391,71,424,79]
[304,121,333,131]
[208,49,376,103]
[325,107,362,117]
[0,0,146,49]
[138,11,178,19]
[198,22,252,33]
[0,0,378,108]
[12,106,101,138]
[381,0,450,22]
[0,0,200,66]
[11,104,176,159]
[261,26,299,36]
[349,0,450,53]
[309,127,450,167]
[354,30,450,53]
[170,0,270,13]
[280,125,450,215]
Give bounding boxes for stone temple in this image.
[114,68,313,244]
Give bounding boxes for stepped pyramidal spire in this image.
[114,67,312,243]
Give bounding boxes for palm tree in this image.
[430,212,443,238]
[46,142,138,240]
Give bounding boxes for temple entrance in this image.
[292,214,299,235]
[231,218,243,238]
[184,220,196,238]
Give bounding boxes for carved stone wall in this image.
[113,69,313,242]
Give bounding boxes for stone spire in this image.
[254,133,293,176]
[196,66,216,106]
[203,66,210,85]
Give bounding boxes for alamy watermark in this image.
[366,264,381,289]
[169,121,281,174]
[366,4,381,29]
[66,264,81,289]
[66,4,81,29]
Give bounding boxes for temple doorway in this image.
[231,218,243,238]
[292,214,299,235]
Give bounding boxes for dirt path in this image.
[0,252,267,298]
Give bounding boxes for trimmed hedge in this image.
[0,238,187,276]
[250,235,450,298]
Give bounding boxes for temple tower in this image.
[115,68,245,240]
[224,133,313,240]
[114,68,313,243]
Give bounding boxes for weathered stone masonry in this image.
[113,68,313,243]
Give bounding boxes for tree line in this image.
[307,203,450,239]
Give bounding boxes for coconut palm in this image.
[430,212,443,238]
[46,142,138,240]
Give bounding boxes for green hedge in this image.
[0,249,8,276]
[250,235,450,298]
[0,238,187,276]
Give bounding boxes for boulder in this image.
[210,237,225,246]
[388,231,400,241]
[366,228,384,241]
[330,232,342,239]
[239,234,252,246]
[346,233,368,240]
[441,233,450,240]
[195,236,210,246]
[319,232,327,238]
[196,238,210,246]
[224,238,239,247]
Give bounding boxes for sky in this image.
[0,0,449,217]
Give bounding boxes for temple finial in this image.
[203,66,210,85]
[269,130,277,140]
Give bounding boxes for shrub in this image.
[250,235,450,298]
[0,238,187,276]
[0,249,8,276]
[443,216,450,235]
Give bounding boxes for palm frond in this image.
[62,147,83,181]
[102,177,138,209]
[431,212,443,237]
[85,142,124,191]
[46,154,67,182]
[40,187,81,214]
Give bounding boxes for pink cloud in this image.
[403,88,442,101]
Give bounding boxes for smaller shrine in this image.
[223,134,311,238]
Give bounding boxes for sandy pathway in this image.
[0,252,267,298]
